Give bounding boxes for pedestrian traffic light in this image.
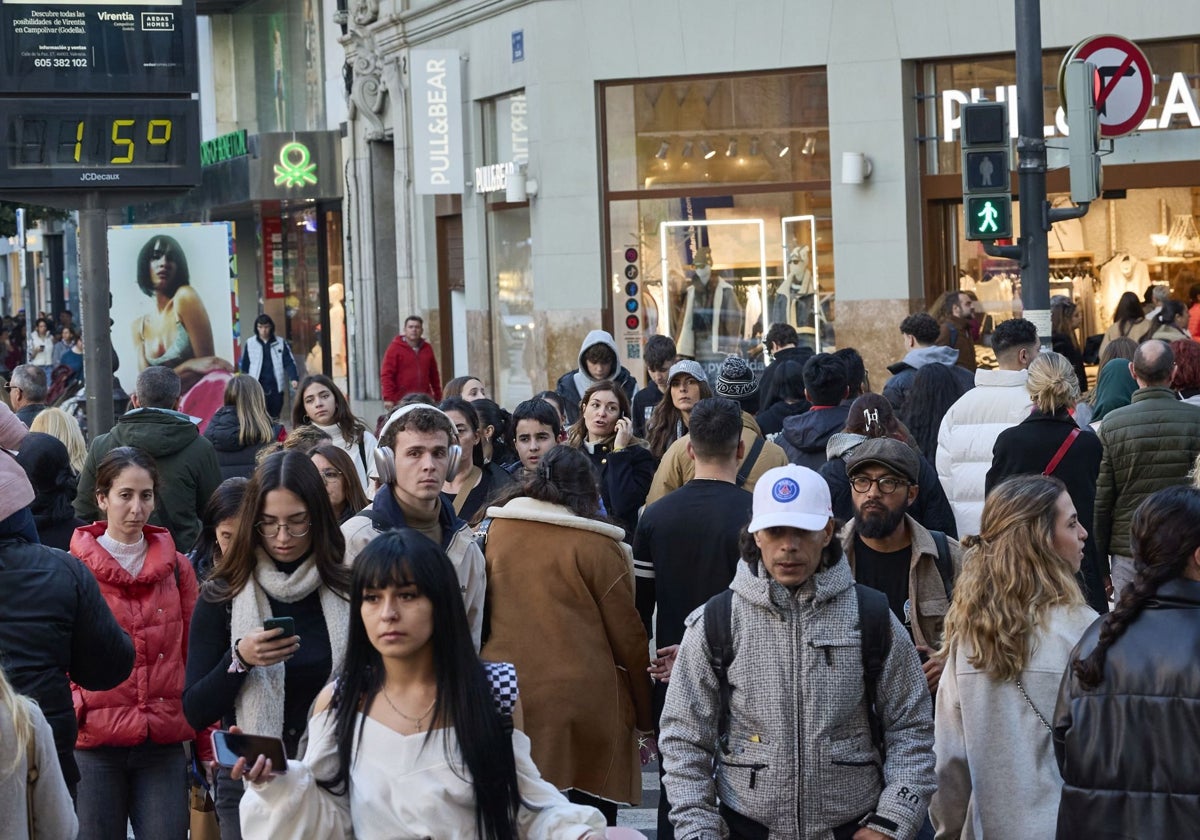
[960,102,1012,240]
[1065,59,1103,204]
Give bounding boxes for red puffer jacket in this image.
[70,523,206,753]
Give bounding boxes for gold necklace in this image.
[381,688,437,731]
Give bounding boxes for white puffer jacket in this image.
[935,368,1032,537]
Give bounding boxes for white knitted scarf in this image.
[230,549,349,740]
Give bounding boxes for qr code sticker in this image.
[627,342,641,359]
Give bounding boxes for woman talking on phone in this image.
[236,529,608,839]
[70,447,205,840]
[183,450,350,840]
[564,380,656,538]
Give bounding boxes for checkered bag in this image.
[483,660,519,732]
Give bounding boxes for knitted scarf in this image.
[230,549,349,740]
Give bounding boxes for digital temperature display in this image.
[0,97,199,188]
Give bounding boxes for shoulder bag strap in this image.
[929,530,954,599]
[735,436,766,488]
[1042,428,1081,476]
[856,583,893,761]
[26,729,38,838]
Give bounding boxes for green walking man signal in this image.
[961,102,1013,241]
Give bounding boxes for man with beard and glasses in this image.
[842,437,962,694]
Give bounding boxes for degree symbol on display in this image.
[624,247,638,263]
[625,299,639,313]
[625,315,640,330]
[625,281,639,297]
[624,264,639,280]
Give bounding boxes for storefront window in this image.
[601,70,834,385]
[482,91,534,408]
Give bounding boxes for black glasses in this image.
[850,475,910,495]
[255,520,311,538]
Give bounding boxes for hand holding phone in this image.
[213,728,287,780]
[614,415,633,449]
[235,619,299,668]
[263,616,296,638]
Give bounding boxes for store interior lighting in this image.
[749,137,760,156]
[701,140,716,159]
[802,135,817,156]
[725,138,738,157]
[655,141,670,160]
[774,137,790,157]
[681,140,694,158]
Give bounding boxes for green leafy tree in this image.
[0,202,70,238]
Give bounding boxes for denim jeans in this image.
[75,740,188,840]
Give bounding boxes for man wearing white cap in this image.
[658,465,935,840]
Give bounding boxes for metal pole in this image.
[1014,0,1051,345]
[78,191,114,436]
[16,208,33,351]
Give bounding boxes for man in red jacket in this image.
[381,315,442,409]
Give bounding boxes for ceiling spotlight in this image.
[802,135,817,156]
[701,140,716,159]
[726,138,738,157]
[749,137,761,157]
[774,137,790,157]
[655,141,670,160]
[681,140,694,158]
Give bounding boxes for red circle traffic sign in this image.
[1060,35,1153,138]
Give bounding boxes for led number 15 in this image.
[71,119,174,164]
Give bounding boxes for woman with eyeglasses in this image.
[184,449,351,840]
[309,444,369,524]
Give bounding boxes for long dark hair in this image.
[1072,486,1200,689]
[190,477,249,581]
[900,363,968,457]
[567,380,634,449]
[292,374,366,447]
[1112,291,1145,336]
[646,372,713,458]
[310,444,369,519]
[480,445,603,523]
[440,397,485,468]
[203,450,349,602]
[471,399,514,465]
[321,530,520,839]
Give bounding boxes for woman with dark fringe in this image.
[1054,485,1200,838]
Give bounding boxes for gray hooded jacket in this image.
[554,329,638,424]
[883,346,974,414]
[659,558,935,839]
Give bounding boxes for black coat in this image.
[778,404,851,471]
[758,345,814,413]
[203,405,282,481]
[579,440,656,539]
[987,409,1107,613]
[820,451,958,538]
[1052,332,1089,392]
[755,399,809,437]
[0,537,134,786]
[1054,578,1200,836]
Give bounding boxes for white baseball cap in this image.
[748,465,833,533]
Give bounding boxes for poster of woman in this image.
[108,223,237,402]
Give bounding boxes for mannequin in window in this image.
[773,245,814,328]
[675,247,742,359]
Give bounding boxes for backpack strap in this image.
[703,589,736,757]
[856,583,893,761]
[483,661,519,735]
[928,530,954,600]
[735,436,766,488]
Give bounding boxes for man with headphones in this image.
[341,404,486,650]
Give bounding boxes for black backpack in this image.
[704,583,893,761]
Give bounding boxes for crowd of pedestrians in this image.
[5,287,1200,840]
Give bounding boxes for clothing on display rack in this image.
[744,285,762,340]
[676,270,744,358]
[961,268,1018,325]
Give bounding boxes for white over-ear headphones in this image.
[374,404,463,488]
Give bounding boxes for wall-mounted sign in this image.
[253,131,341,201]
[0,0,198,94]
[512,29,524,63]
[411,49,464,194]
[474,161,515,194]
[200,129,248,167]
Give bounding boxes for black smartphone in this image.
[263,616,295,638]
[211,730,288,772]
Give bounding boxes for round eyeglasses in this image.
[849,475,910,495]
[256,520,311,538]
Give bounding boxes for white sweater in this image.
[931,604,1097,840]
[240,709,606,839]
[935,368,1032,537]
[0,698,78,840]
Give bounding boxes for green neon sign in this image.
[274,141,318,188]
[965,195,1012,240]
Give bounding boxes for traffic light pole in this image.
[984,0,1089,345]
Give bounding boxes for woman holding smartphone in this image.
[236,529,607,839]
[183,449,350,840]
[70,447,205,840]
[565,380,656,538]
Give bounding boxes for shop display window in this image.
[601,69,834,384]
